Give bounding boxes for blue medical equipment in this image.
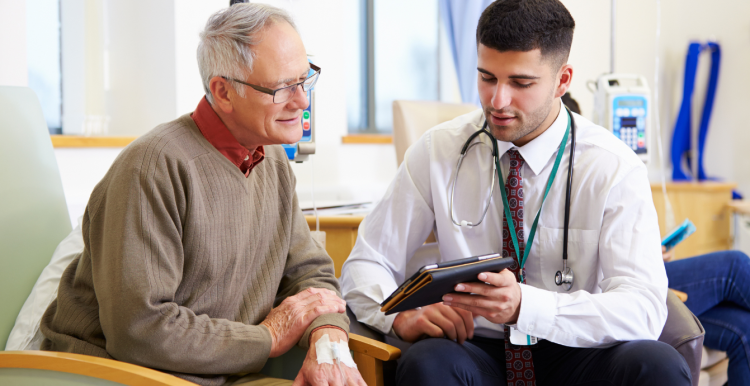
[450,107,577,290]
[592,74,651,163]
[671,42,721,181]
[662,219,697,252]
[282,64,317,163]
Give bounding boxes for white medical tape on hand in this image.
[315,334,334,364]
[331,342,357,368]
[314,334,357,368]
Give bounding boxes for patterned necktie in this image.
[502,149,536,386]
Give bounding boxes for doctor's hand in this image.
[293,328,367,386]
[442,269,522,325]
[261,288,346,358]
[392,303,474,344]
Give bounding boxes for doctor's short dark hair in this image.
[477,0,575,70]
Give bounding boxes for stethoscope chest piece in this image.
[555,266,574,291]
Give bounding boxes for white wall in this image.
[55,148,123,225]
[0,0,27,86]
[61,0,85,134]
[104,1,178,136]
[563,0,750,195]
[661,0,750,196]
[174,0,227,115]
[3,0,749,220]
[148,0,750,200]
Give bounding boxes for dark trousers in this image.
[395,336,691,386]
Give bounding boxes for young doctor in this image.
[341,0,691,385]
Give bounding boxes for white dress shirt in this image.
[340,100,668,348]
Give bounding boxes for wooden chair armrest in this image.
[670,288,688,302]
[0,351,196,386]
[348,334,401,386]
[348,333,401,361]
[0,338,400,386]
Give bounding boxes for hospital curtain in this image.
[439,0,493,106]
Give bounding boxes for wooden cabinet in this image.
[305,215,364,277]
[651,182,735,260]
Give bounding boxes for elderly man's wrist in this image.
[309,325,348,346]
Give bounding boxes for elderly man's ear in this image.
[209,76,235,114]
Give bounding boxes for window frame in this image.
[348,0,443,135]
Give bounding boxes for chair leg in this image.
[352,352,383,386]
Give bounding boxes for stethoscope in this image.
[449,107,577,291]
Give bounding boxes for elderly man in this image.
[40,4,364,386]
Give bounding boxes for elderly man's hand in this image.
[293,328,367,386]
[442,269,522,325]
[261,288,346,358]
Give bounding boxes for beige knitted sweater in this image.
[40,115,348,386]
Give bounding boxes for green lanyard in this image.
[495,117,571,282]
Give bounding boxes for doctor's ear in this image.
[554,64,574,99]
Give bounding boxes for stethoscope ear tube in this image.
[450,124,497,228]
[460,126,498,157]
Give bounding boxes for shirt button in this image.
[527,323,535,332]
[244,155,250,161]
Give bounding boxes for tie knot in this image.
[507,149,525,166]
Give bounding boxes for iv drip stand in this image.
[611,0,616,73]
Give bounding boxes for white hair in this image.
[197,3,297,104]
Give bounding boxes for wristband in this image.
[309,325,347,346]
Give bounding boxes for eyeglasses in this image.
[222,63,321,104]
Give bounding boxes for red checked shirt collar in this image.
[191,97,265,177]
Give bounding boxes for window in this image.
[26,0,62,134]
[346,0,441,133]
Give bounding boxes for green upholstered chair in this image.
[0,86,400,386]
[0,86,72,350]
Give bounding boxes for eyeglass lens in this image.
[273,71,320,104]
